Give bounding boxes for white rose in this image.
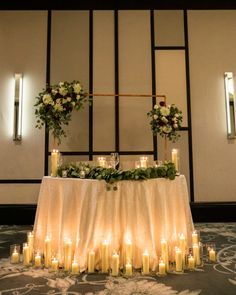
[161,116,168,123]
[76,94,81,100]
[163,126,172,133]
[52,89,58,95]
[173,124,178,129]
[59,82,64,87]
[160,107,170,116]
[175,113,179,118]
[153,114,158,120]
[56,98,61,104]
[59,87,68,96]
[43,94,53,105]
[67,96,72,102]
[73,83,82,94]
[154,104,158,109]
[62,98,68,104]
[71,101,76,107]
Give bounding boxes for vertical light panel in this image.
[155,50,188,126]
[93,11,115,151]
[51,11,89,151]
[119,11,152,151]
[13,73,23,141]
[154,10,184,46]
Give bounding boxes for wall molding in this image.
[0,202,235,225]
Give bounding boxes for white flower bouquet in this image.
[147,101,183,142]
[34,81,89,144]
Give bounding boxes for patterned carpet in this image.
[0,223,235,295]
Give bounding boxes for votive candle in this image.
[34,252,42,267]
[209,248,216,262]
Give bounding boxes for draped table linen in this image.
[33,175,194,270]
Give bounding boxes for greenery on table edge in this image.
[57,161,177,190]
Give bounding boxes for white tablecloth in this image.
[33,175,194,269]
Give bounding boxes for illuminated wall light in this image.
[224,72,236,139]
[13,73,23,141]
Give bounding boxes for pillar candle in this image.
[158,259,166,275]
[175,248,183,272]
[51,149,59,177]
[44,236,52,268]
[34,252,42,267]
[23,243,30,266]
[88,250,95,273]
[125,262,132,276]
[171,149,179,172]
[142,251,150,275]
[98,157,106,168]
[193,244,201,266]
[192,231,199,245]
[27,232,34,261]
[188,255,195,270]
[101,240,109,273]
[64,238,72,271]
[11,248,20,264]
[71,260,79,274]
[51,257,59,271]
[161,239,169,272]
[140,156,148,168]
[179,233,186,266]
[125,239,133,263]
[111,253,119,276]
[209,249,216,262]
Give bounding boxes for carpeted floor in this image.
[0,223,235,295]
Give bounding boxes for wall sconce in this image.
[224,72,236,139]
[13,73,23,141]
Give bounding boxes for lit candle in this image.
[11,248,20,264]
[111,252,119,276]
[161,238,169,272]
[140,156,148,168]
[27,231,34,261]
[188,255,195,270]
[171,149,179,173]
[44,236,52,268]
[158,259,166,275]
[209,248,216,262]
[179,233,186,267]
[125,238,133,263]
[71,260,79,274]
[125,262,132,276]
[34,252,42,267]
[192,230,199,245]
[64,238,72,271]
[51,149,59,177]
[98,157,106,168]
[88,250,95,273]
[101,240,109,273]
[175,248,183,272]
[51,257,59,271]
[142,251,150,275]
[193,244,201,266]
[23,243,30,266]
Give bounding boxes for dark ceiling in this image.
[1,0,236,10]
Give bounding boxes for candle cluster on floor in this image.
[9,230,216,276]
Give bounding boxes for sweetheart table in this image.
[33,175,194,270]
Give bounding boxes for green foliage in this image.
[57,161,177,190]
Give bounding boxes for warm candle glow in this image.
[101,240,109,273]
[111,252,119,276]
[142,251,150,275]
[44,236,52,268]
[158,259,166,275]
[88,250,95,273]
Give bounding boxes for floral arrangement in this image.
[57,161,176,191]
[147,101,183,142]
[34,81,89,144]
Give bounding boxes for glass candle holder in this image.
[206,243,217,263]
[139,156,148,168]
[171,148,180,175]
[10,244,20,264]
[87,249,95,273]
[22,243,30,266]
[142,251,150,275]
[97,157,107,168]
[124,260,133,276]
[193,242,203,267]
[191,229,200,245]
[34,251,42,268]
[175,247,183,272]
[187,254,195,271]
[157,258,166,276]
[111,251,120,276]
[51,149,60,177]
[51,256,59,272]
[71,259,79,275]
[100,240,110,273]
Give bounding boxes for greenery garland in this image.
[57,161,177,190]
